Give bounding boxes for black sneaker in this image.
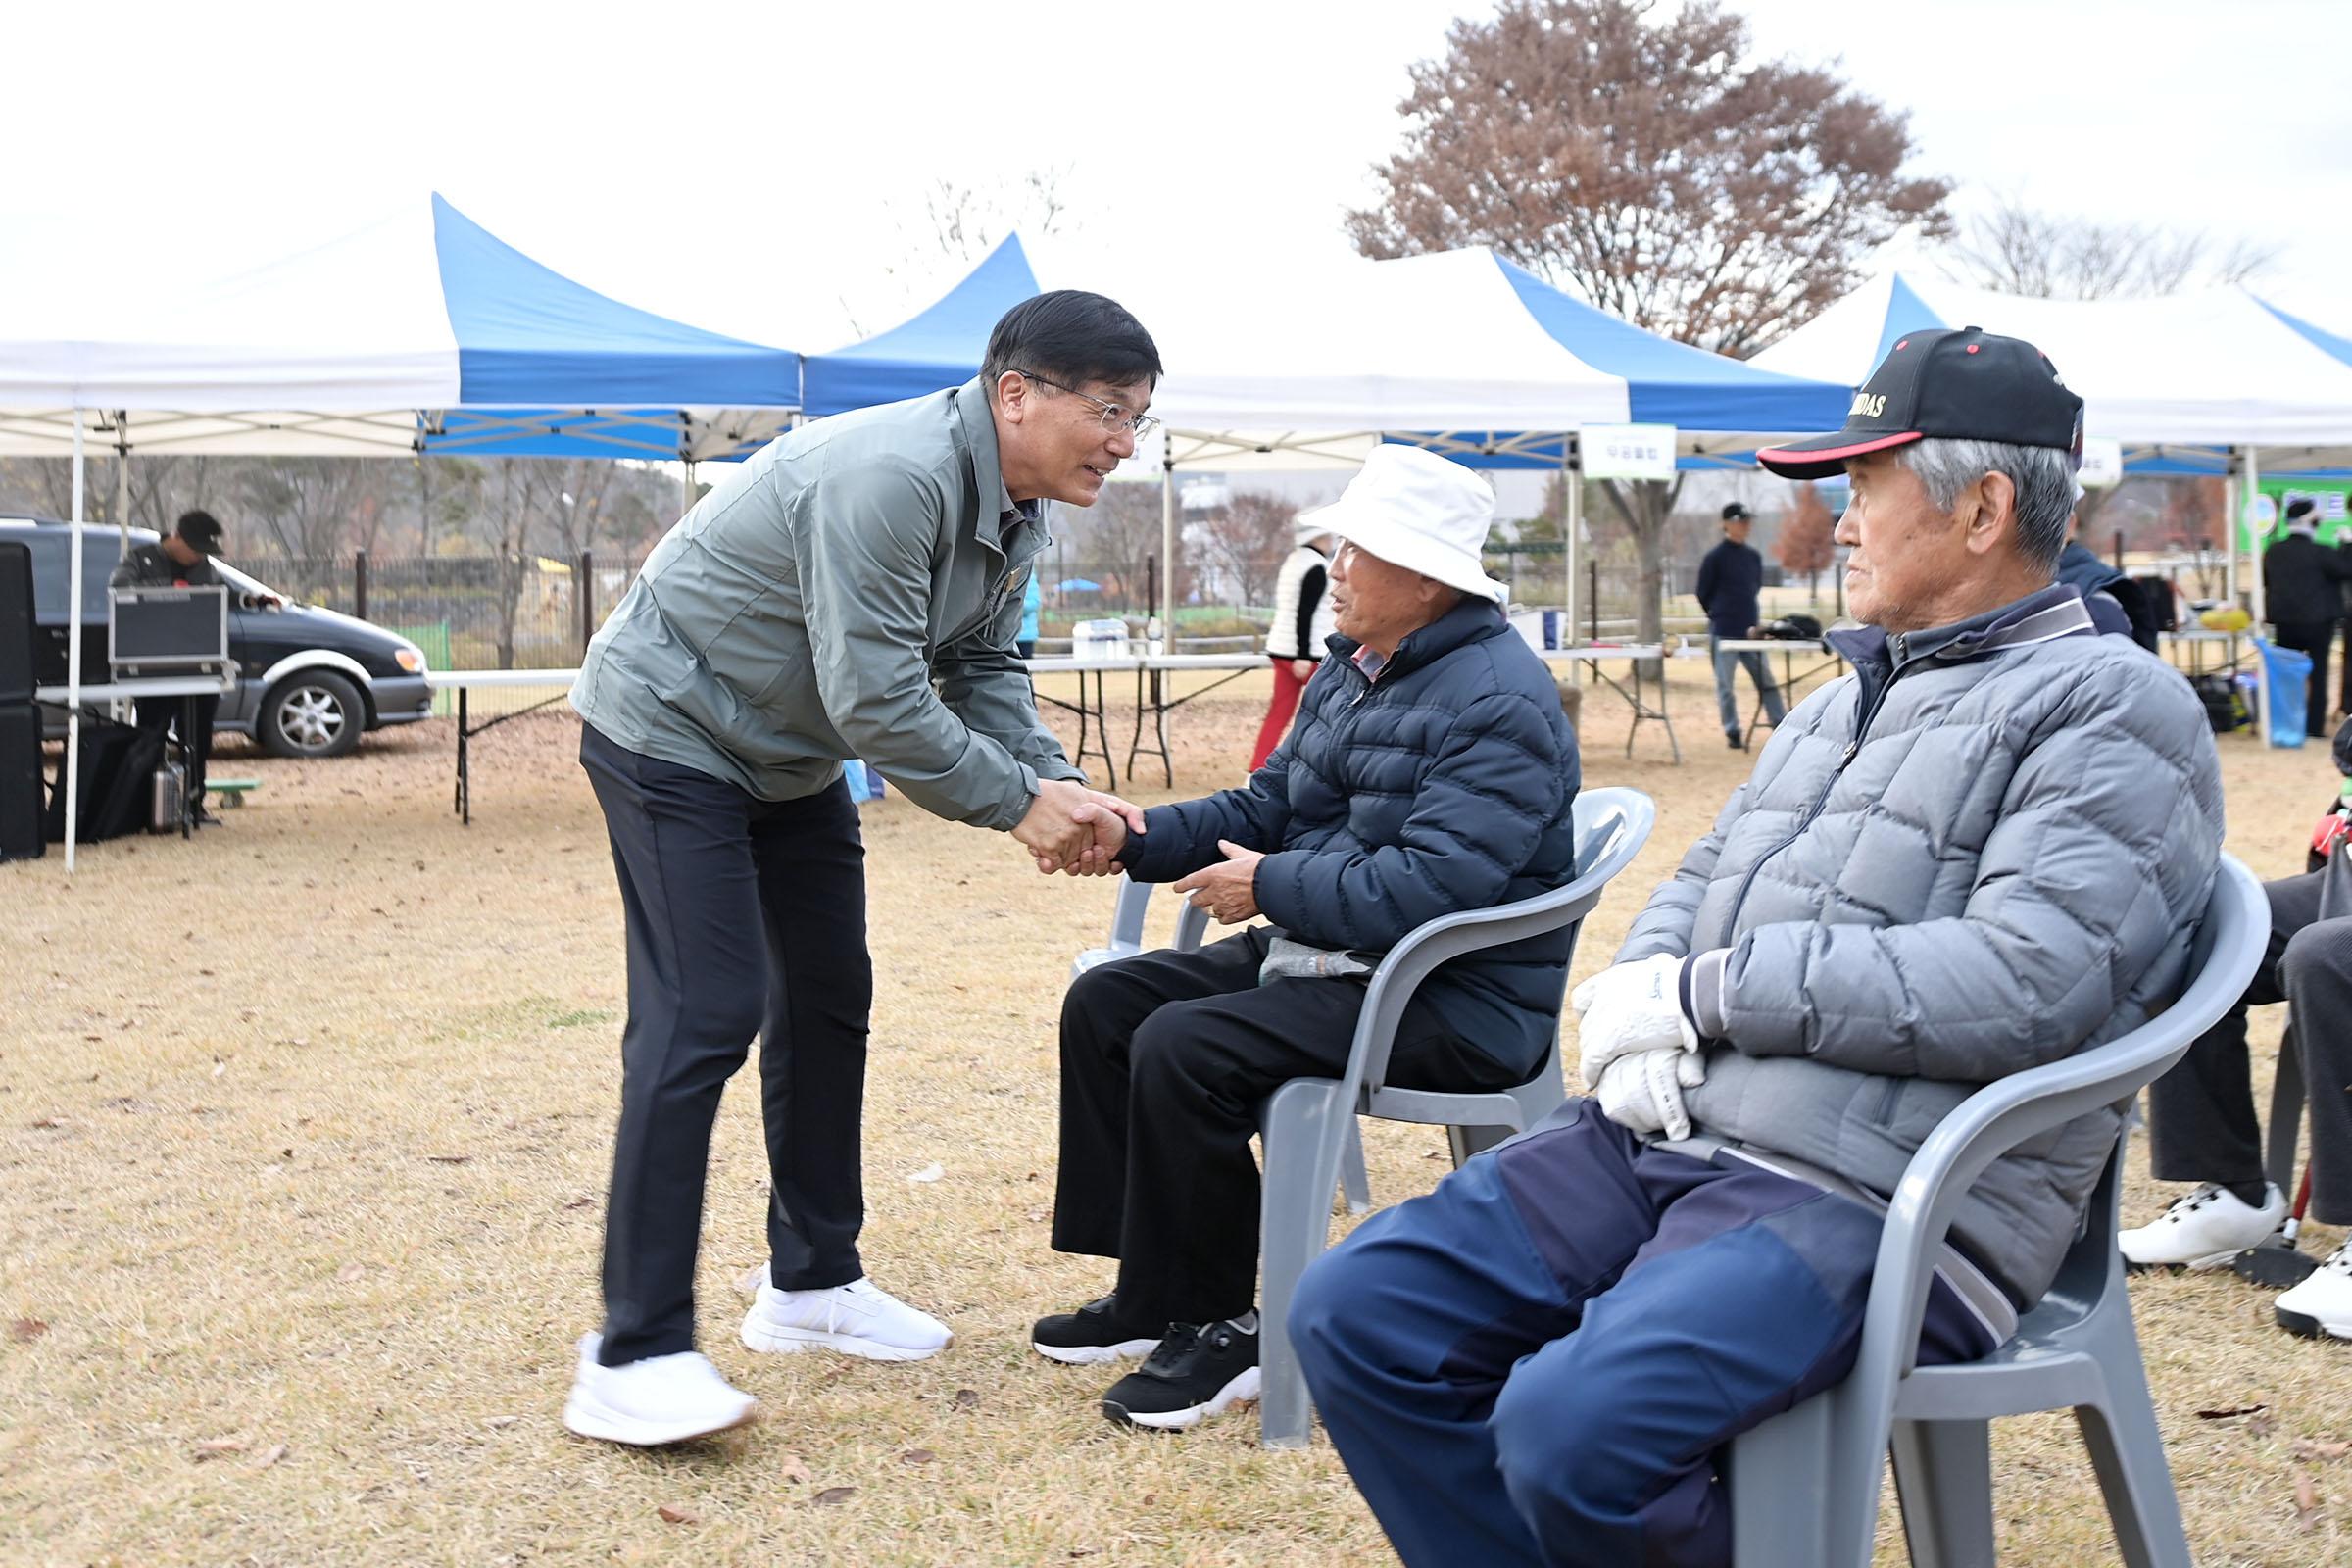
[1032,1295,1160,1365]
[1726,733,1745,751]
[1101,1315,1261,1430]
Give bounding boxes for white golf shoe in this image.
[2120,1182,2287,1271]
[2277,1245,2352,1341]
[562,1333,757,1446]
[741,1272,953,1362]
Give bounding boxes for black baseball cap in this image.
[1757,326,2084,481]
[1721,502,1752,522]
[174,510,225,555]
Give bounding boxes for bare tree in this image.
[1942,195,2278,300]
[1349,0,1950,645]
[1195,491,1298,607]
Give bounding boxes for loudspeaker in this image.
[0,541,33,704]
[0,701,42,861]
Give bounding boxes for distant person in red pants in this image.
[1250,518,1336,770]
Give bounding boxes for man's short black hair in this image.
[982,291,1162,397]
[2286,497,2317,522]
[1721,502,1752,523]
[175,510,224,552]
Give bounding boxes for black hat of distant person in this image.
[1757,326,2084,481]
[1721,502,1752,524]
[175,510,224,556]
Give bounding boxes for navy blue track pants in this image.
[1291,1100,1997,1568]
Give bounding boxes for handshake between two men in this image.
[1010,779,1269,924]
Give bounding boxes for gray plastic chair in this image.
[1729,855,2269,1568]
[1254,785,1656,1447]
[1071,873,1375,1215]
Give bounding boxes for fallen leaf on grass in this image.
[657,1502,699,1525]
[562,1197,594,1211]
[2296,1470,2322,1530]
[2195,1403,2266,1420]
[425,1154,469,1165]
[194,1437,247,1458]
[484,1416,519,1430]
[2294,1439,2352,1461]
[29,1118,60,1130]
[906,1162,945,1183]
[952,1388,982,1410]
[8,1319,47,1343]
[254,1444,287,1469]
[901,1448,936,1465]
[813,1486,857,1506]
[777,1452,810,1485]
[336,1260,366,1284]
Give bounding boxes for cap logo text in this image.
[1849,392,1887,418]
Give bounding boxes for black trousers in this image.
[136,693,218,805]
[1054,925,1530,1328]
[2148,868,2352,1223]
[578,724,872,1365]
[2275,620,2336,738]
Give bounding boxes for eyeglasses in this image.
[1017,369,1159,439]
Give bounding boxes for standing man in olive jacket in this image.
[563,293,1158,1446]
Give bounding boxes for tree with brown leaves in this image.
[1348,0,1949,647]
[1775,482,1838,602]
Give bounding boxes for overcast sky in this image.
[8,0,2346,356]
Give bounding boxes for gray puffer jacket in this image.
[1620,586,2224,1304]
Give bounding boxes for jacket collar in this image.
[1826,583,2094,673]
[952,377,1022,549]
[1327,595,1507,682]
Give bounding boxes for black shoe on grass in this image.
[1101,1314,1261,1430]
[1032,1295,1160,1365]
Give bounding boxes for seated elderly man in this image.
[1033,445,1581,1430]
[1290,329,2225,1568]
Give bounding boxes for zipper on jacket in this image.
[1721,656,1909,937]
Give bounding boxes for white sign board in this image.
[2077,437,2124,489]
[1580,423,1677,482]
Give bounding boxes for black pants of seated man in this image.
[578,722,872,1366]
[1054,924,1531,1329]
[2148,865,2352,1221]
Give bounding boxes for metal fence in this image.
[242,550,648,670]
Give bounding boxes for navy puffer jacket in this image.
[1119,598,1581,1074]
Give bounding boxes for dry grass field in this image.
[5,659,2349,1566]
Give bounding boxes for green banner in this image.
[2242,478,2352,550]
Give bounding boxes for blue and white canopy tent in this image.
[0,192,802,867]
[798,236,1854,647]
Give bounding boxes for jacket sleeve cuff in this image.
[1681,947,1732,1040]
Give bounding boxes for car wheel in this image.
[260,670,365,758]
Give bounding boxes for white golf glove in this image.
[1572,954,1702,1090]
[1595,1046,1709,1141]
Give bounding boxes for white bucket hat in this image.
[1300,445,1506,604]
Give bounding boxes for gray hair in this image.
[1896,438,2076,573]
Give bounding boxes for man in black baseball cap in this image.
[2263,495,2352,737]
[1694,501,1783,748]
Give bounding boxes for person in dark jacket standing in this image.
[2265,498,2352,738]
[1291,330,2222,1568]
[562,294,1156,1446]
[107,510,275,822]
[1031,445,1580,1430]
[1693,503,1783,748]
[1250,519,1336,770]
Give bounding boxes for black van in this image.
[9,517,435,758]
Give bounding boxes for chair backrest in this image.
[1805,855,2270,1565]
[1345,786,1655,1099]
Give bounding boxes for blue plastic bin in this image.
[2254,638,2313,747]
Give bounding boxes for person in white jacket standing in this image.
[1251,519,1338,770]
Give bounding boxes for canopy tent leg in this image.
[681,460,698,518]
[2248,447,2269,747]
[1158,456,1175,653]
[1564,442,1583,686]
[111,426,132,723]
[64,411,86,873]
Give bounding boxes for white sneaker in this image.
[2120,1182,2288,1270]
[741,1273,952,1362]
[2277,1245,2352,1340]
[562,1333,757,1446]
